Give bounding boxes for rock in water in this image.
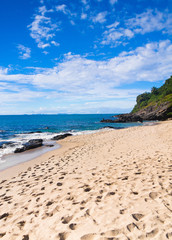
[51,133,72,141]
[14,139,43,153]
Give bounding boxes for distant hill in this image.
[101,76,172,123]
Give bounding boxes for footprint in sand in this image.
[0,233,6,238]
[149,192,158,200]
[0,213,9,220]
[69,223,77,230]
[61,215,73,224]
[22,235,29,240]
[101,229,121,237]
[46,200,54,207]
[84,187,91,192]
[98,238,118,240]
[126,222,139,232]
[166,232,172,239]
[57,232,69,240]
[80,233,96,240]
[146,228,159,238]
[57,182,63,186]
[17,220,26,230]
[132,213,144,221]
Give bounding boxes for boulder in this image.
[14,139,43,153]
[27,131,42,134]
[51,133,72,141]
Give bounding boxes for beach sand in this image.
[0,121,171,240]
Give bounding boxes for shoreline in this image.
[0,137,76,180]
[0,127,115,178]
[0,122,154,177]
[0,121,171,239]
[0,142,60,173]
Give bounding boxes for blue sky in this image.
[0,0,171,114]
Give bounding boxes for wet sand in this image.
[0,142,60,172]
[0,121,171,240]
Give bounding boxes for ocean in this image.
[0,114,143,171]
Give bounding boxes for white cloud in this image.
[17,45,31,59]
[0,89,45,103]
[51,40,60,47]
[56,4,67,14]
[55,4,76,18]
[102,9,172,46]
[70,20,75,25]
[42,51,49,55]
[0,67,8,75]
[127,9,172,34]
[0,40,171,113]
[102,27,134,45]
[1,40,171,88]
[28,6,59,49]
[38,42,50,49]
[107,21,119,29]
[92,11,107,24]
[81,13,87,20]
[81,0,87,5]
[109,0,118,5]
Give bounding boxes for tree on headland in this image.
[132,76,172,113]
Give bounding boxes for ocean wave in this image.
[0,128,114,161]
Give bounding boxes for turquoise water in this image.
[0,114,142,137]
[0,114,143,170]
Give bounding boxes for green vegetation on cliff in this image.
[132,76,172,114]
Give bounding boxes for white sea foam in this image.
[0,132,58,162]
[72,128,113,136]
[0,128,113,162]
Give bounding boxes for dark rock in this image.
[51,133,72,141]
[101,114,143,123]
[101,102,172,123]
[28,131,42,134]
[14,139,43,153]
[14,147,25,153]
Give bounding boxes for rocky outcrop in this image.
[101,76,172,123]
[101,102,172,123]
[131,102,172,121]
[51,133,72,141]
[101,115,143,123]
[14,139,43,153]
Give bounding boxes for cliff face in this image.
[101,76,172,123]
[112,101,172,123]
[131,101,172,120]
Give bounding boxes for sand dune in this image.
[0,121,172,240]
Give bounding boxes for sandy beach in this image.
[0,121,171,240]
